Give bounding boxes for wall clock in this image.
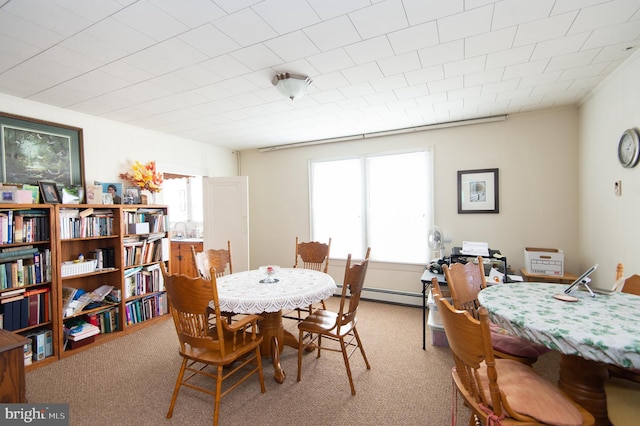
[618,128,640,168]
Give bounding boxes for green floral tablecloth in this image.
[478,282,640,369]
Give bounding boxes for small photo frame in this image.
[39,181,61,204]
[0,186,16,203]
[95,181,123,204]
[124,186,140,204]
[457,168,499,214]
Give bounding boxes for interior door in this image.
[202,176,249,271]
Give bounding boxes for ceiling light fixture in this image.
[271,72,312,100]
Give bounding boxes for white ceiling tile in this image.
[465,28,517,58]
[377,52,421,76]
[503,59,549,79]
[178,25,241,58]
[387,21,440,55]
[100,61,155,84]
[428,76,464,94]
[530,33,590,60]
[518,71,562,88]
[304,15,361,51]
[437,5,493,43]
[113,1,189,41]
[405,66,445,85]
[370,75,408,92]
[264,31,320,62]
[252,0,321,34]
[349,0,408,40]
[464,68,505,87]
[418,40,464,68]
[86,17,156,53]
[344,36,395,65]
[551,0,609,15]
[200,56,252,80]
[581,21,640,50]
[443,56,486,78]
[486,45,535,69]
[0,10,65,49]
[513,12,577,47]
[213,8,278,47]
[231,44,284,71]
[401,0,464,26]
[307,0,371,20]
[152,0,226,28]
[546,49,599,72]
[592,42,638,63]
[557,61,610,80]
[492,0,555,30]
[0,34,40,73]
[339,83,376,98]
[529,81,573,97]
[448,86,482,101]
[394,84,429,100]
[569,0,640,34]
[341,62,384,85]
[481,79,520,95]
[2,0,90,36]
[307,49,355,74]
[60,32,129,64]
[364,91,399,106]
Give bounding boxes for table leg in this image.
[258,310,286,383]
[558,354,610,426]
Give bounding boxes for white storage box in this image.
[128,222,150,234]
[61,259,98,277]
[524,247,564,276]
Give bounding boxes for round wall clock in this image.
[618,128,640,168]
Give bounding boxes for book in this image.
[61,286,78,317]
[79,208,94,218]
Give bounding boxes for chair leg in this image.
[353,327,371,369]
[213,365,223,426]
[339,336,357,395]
[167,358,188,419]
[297,328,304,382]
[256,346,266,392]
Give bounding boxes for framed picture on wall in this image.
[0,112,84,187]
[457,168,499,214]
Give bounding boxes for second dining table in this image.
[214,267,337,383]
[478,282,640,425]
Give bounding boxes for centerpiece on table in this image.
[119,160,163,204]
[259,265,280,283]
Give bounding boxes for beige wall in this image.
[579,49,640,287]
[240,107,580,302]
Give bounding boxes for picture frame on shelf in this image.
[95,181,123,204]
[22,184,40,204]
[39,181,61,204]
[457,168,499,214]
[85,184,103,204]
[0,112,84,187]
[124,186,140,204]
[61,185,84,204]
[0,186,17,203]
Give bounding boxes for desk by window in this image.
[420,269,447,350]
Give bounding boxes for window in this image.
[310,150,432,264]
[163,176,203,223]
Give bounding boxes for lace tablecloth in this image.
[478,282,640,369]
[215,268,336,314]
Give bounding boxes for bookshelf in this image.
[55,204,170,359]
[0,205,57,371]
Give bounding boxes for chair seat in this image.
[604,377,640,426]
[298,310,355,337]
[477,358,586,426]
[182,328,263,365]
[490,322,550,358]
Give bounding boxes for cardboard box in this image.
[127,222,150,234]
[524,247,564,276]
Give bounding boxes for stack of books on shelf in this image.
[0,286,51,331]
[123,208,169,233]
[0,246,52,287]
[123,233,168,266]
[62,285,115,318]
[65,320,100,350]
[25,328,53,362]
[0,210,50,244]
[59,208,115,239]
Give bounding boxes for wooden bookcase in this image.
[0,204,58,371]
[55,204,170,359]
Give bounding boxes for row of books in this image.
[123,234,169,267]
[123,209,169,233]
[124,293,168,326]
[0,210,50,245]
[0,248,52,289]
[90,247,116,269]
[59,208,115,239]
[0,286,51,331]
[87,307,120,335]
[124,264,165,298]
[23,328,54,365]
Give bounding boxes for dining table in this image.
[478,282,640,426]
[214,267,337,383]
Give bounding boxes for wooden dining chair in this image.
[191,242,236,323]
[431,277,595,426]
[160,263,265,426]
[297,248,371,395]
[285,237,332,320]
[443,258,549,365]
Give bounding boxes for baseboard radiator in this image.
[334,285,422,307]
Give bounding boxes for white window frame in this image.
[309,148,434,264]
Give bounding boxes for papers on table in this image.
[461,241,490,257]
[488,267,523,284]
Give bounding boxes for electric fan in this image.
[427,225,445,260]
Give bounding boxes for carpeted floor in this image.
[26,297,559,426]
